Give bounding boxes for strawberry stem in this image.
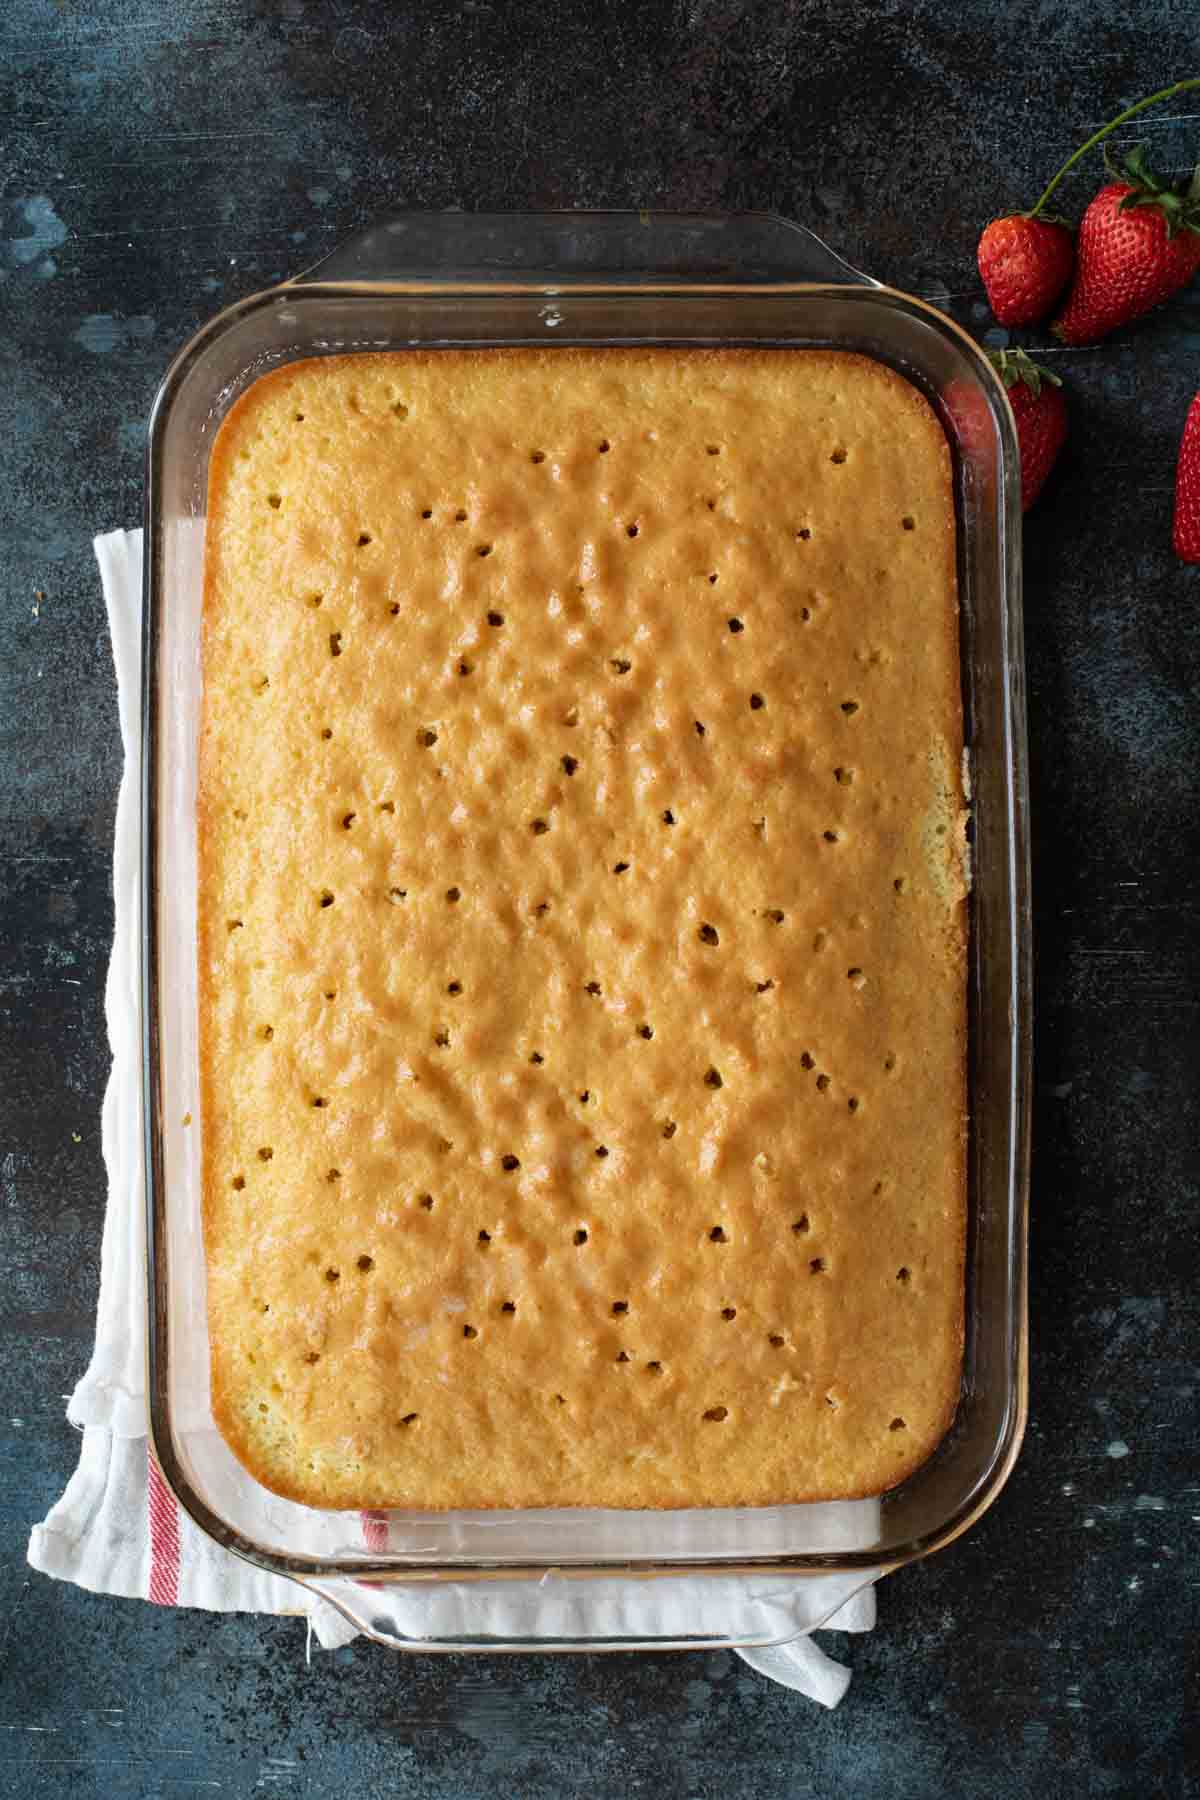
[1030,77,1200,217]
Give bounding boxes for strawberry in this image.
[1173,393,1200,563]
[978,214,1074,326]
[1052,146,1200,344]
[989,349,1067,511]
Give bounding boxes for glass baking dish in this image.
[142,211,1030,1650]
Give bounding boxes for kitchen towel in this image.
[28,528,881,1706]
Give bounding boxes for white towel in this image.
[28,529,882,1706]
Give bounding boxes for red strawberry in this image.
[989,349,1067,511]
[1173,393,1200,563]
[1053,146,1200,344]
[978,214,1075,325]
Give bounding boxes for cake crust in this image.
[198,347,966,1510]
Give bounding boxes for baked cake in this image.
[198,348,967,1510]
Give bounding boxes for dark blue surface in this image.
[2,3,1198,1794]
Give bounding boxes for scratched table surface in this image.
[3,2,1198,1795]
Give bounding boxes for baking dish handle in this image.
[292,209,878,289]
[299,1565,885,1655]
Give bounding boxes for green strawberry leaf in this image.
[1105,143,1200,235]
[987,347,1062,396]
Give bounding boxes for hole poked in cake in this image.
[708,1224,729,1243]
[830,447,848,464]
[561,754,578,776]
[720,1306,737,1321]
[749,692,764,711]
[266,493,282,511]
[728,617,744,634]
[318,889,334,908]
[661,1119,677,1139]
[889,1416,907,1432]
[530,449,546,464]
[702,1405,729,1422]
[901,515,915,531]
[698,923,720,947]
[791,1214,811,1235]
[703,1067,724,1090]
[329,632,343,657]
[357,1254,374,1273]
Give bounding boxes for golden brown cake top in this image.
[198,347,966,1510]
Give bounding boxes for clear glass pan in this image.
[142,211,1030,1650]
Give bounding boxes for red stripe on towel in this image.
[147,1448,181,1606]
[361,1510,389,1553]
